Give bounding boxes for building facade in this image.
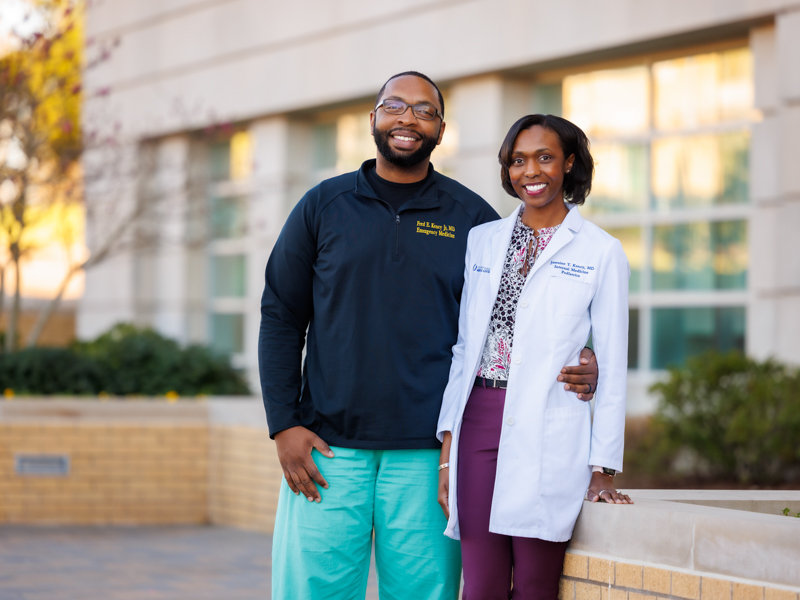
[80,0,800,411]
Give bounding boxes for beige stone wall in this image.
[560,554,800,600]
[208,425,283,533]
[0,422,208,524]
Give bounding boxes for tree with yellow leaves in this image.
[0,0,82,352]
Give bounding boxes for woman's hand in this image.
[438,432,452,519]
[586,471,633,504]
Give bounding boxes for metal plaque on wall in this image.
[14,454,71,476]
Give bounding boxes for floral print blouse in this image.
[477,210,560,381]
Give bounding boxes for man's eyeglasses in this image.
[376,99,443,121]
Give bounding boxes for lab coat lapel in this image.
[522,205,583,284]
[488,205,521,294]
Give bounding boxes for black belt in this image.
[474,376,508,389]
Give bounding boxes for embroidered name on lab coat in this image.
[549,260,594,282]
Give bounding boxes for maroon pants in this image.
[457,385,568,600]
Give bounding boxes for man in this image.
[259,71,599,600]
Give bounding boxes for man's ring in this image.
[586,383,593,394]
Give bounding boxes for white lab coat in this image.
[437,204,629,542]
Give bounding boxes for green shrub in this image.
[0,324,251,396]
[646,351,800,485]
[0,348,104,394]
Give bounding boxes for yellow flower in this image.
[165,391,179,403]
[3,388,14,399]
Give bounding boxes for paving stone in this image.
[0,525,380,600]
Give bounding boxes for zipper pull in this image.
[396,215,400,224]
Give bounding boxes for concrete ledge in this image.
[571,493,800,588]
[0,397,264,424]
[630,489,800,516]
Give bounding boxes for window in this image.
[555,46,754,369]
[206,131,252,356]
[211,255,246,298]
[211,313,245,355]
[651,307,745,369]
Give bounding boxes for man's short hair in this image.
[375,71,445,118]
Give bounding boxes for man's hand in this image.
[558,347,598,401]
[586,471,633,504]
[274,426,334,503]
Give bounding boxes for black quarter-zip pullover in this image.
[259,159,499,449]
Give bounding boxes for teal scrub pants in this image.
[271,446,462,600]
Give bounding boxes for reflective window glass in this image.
[230,131,253,180]
[336,113,374,173]
[652,131,749,210]
[651,221,747,290]
[211,255,246,298]
[209,141,230,181]
[587,143,648,213]
[312,123,337,171]
[210,196,247,240]
[563,66,650,137]
[211,313,245,355]
[535,83,563,116]
[628,308,640,369]
[653,48,754,131]
[606,227,642,292]
[651,306,745,369]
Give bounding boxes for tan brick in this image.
[589,558,614,583]
[643,567,671,594]
[702,578,732,600]
[734,584,764,600]
[563,553,589,578]
[606,589,628,600]
[576,582,603,600]
[615,562,642,589]
[629,593,658,600]
[673,573,701,600]
[765,589,798,600]
[559,578,575,600]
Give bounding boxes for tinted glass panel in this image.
[653,48,754,131]
[211,255,246,298]
[211,313,244,355]
[652,131,749,210]
[209,142,230,181]
[606,227,642,292]
[211,196,247,240]
[563,66,650,137]
[651,306,745,369]
[587,143,648,213]
[628,308,639,370]
[312,123,337,171]
[652,221,747,290]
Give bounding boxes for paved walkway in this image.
[0,526,379,600]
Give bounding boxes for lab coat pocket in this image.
[549,275,591,316]
[540,405,591,505]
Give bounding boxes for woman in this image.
[436,114,632,599]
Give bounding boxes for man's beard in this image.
[372,125,440,168]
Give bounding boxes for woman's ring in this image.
[599,489,612,498]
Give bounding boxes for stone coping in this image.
[0,397,265,426]
[571,494,800,589]
[628,489,800,516]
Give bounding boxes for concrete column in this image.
[77,143,141,340]
[448,75,532,217]
[748,15,800,366]
[144,136,191,344]
[243,116,305,393]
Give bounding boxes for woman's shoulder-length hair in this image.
[498,114,594,205]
